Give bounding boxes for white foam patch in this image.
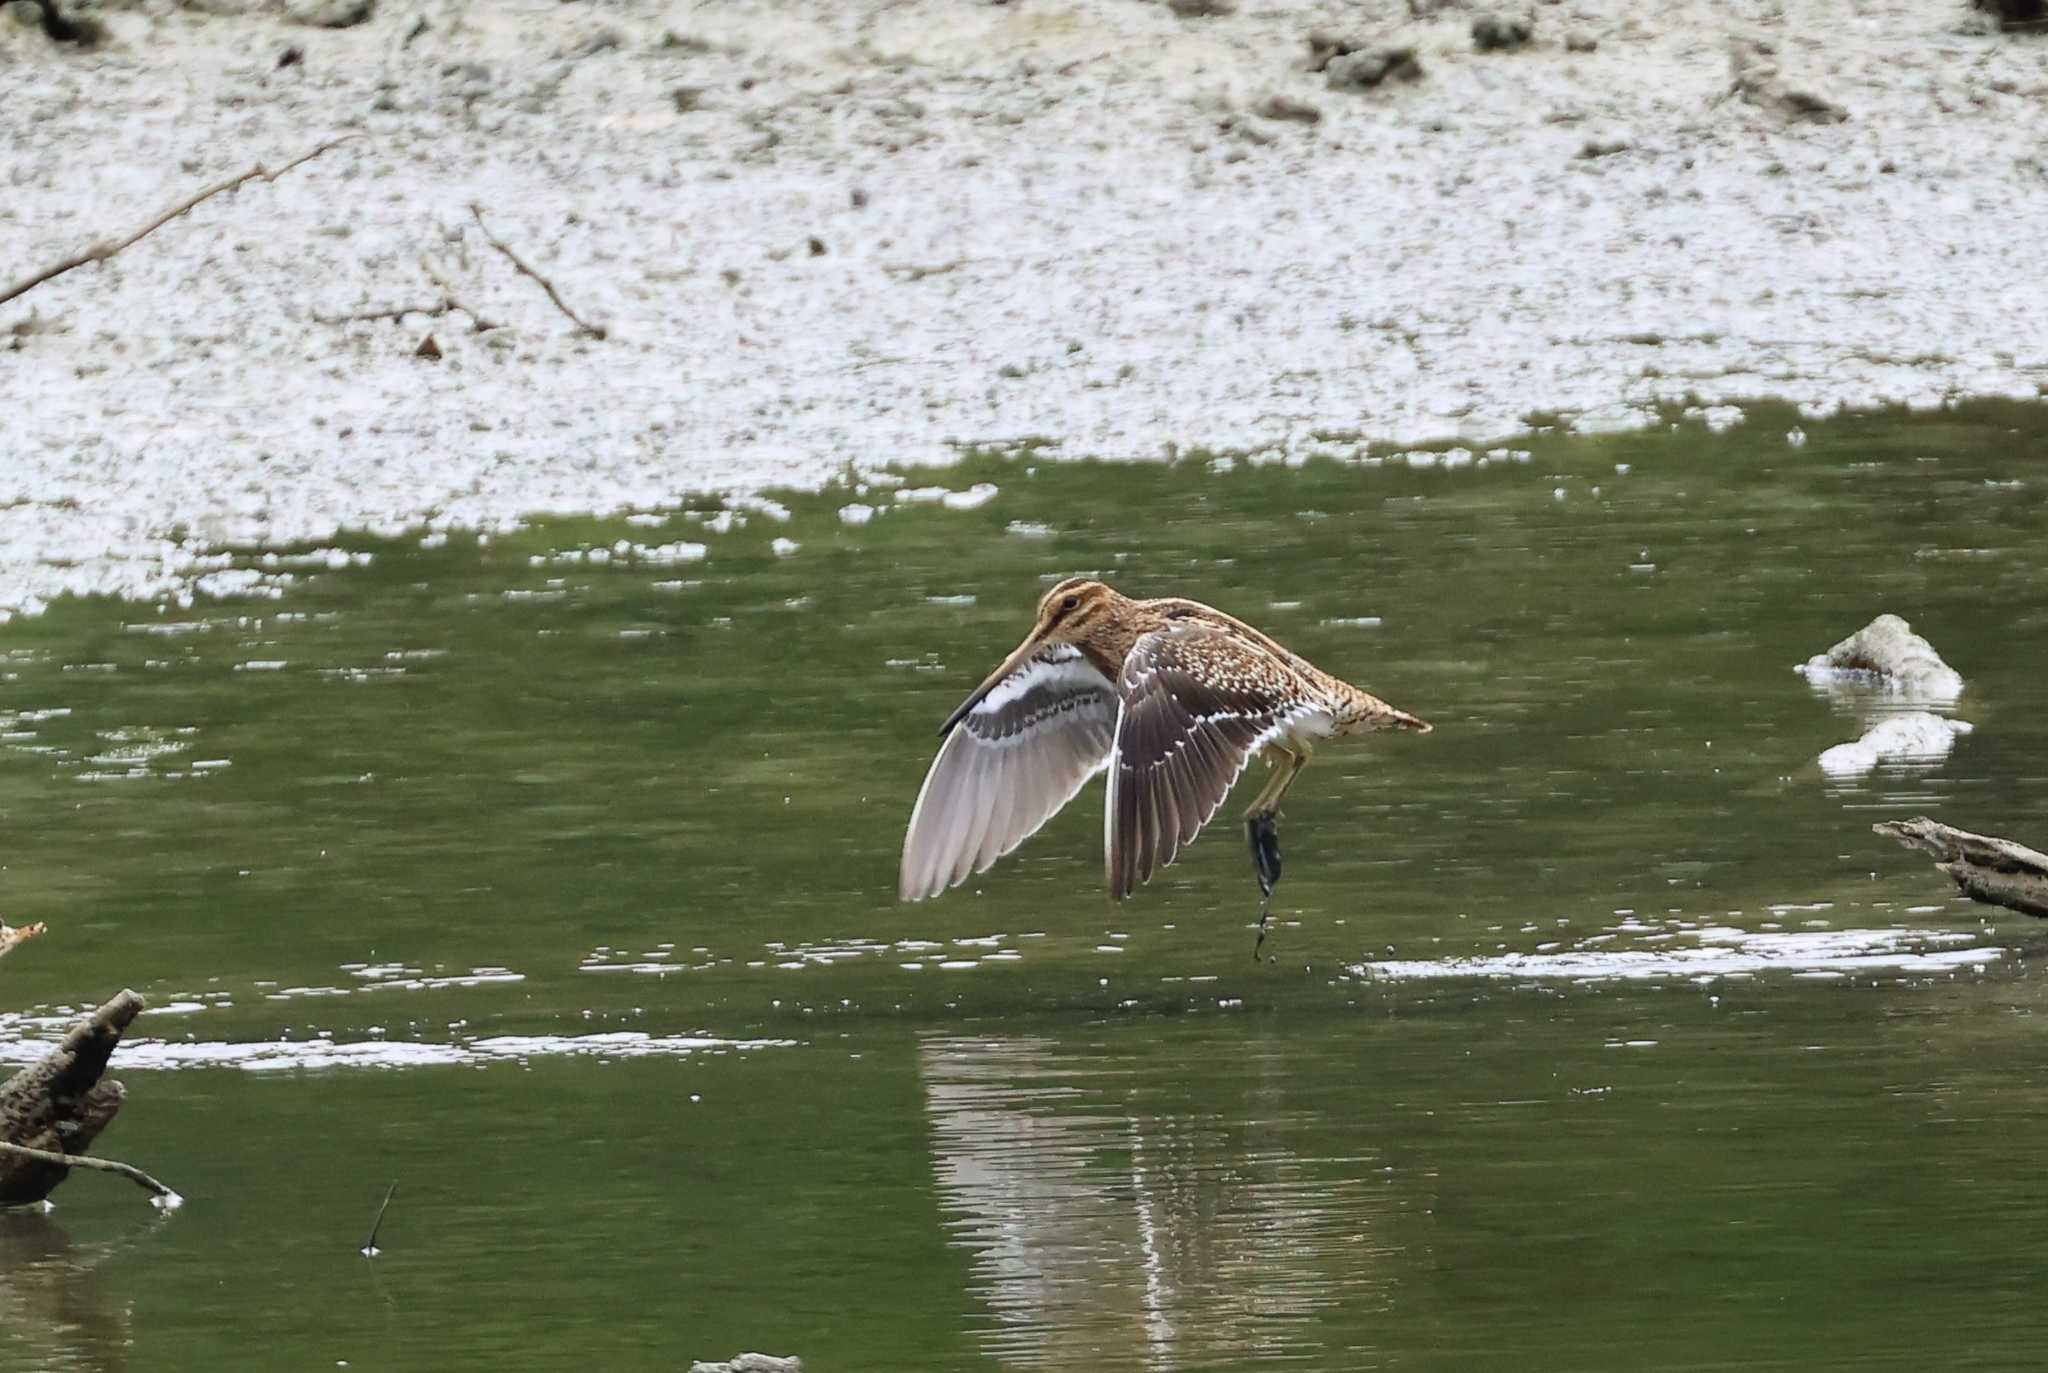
[0,1030,796,1072]
[1356,926,1999,984]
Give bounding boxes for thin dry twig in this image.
[468,203,607,339]
[0,1139,178,1204]
[418,255,504,332]
[312,255,504,334]
[0,137,354,309]
[312,302,456,326]
[0,923,46,962]
[882,257,972,282]
[360,1181,398,1256]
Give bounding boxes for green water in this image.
[3,404,2047,1370]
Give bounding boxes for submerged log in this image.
[0,992,143,1207]
[1874,817,2048,918]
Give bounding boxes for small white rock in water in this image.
[1818,713,1973,778]
[837,504,875,526]
[1795,613,1964,700]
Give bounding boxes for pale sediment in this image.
[4,0,2047,615]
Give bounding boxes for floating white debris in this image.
[770,537,799,557]
[1818,713,1973,778]
[0,1030,796,1071]
[839,503,876,526]
[941,483,999,511]
[194,569,293,601]
[1006,521,1054,539]
[1796,614,1964,701]
[728,495,791,522]
[634,542,709,565]
[1358,925,1996,984]
[1686,404,1746,434]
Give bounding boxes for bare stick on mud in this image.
[419,256,505,332]
[0,138,353,309]
[468,204,608,339]
[0,1140,178,1205]
[313,257,504,334]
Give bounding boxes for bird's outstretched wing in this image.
[901,643,1119,901]
[1105,625,1316,900]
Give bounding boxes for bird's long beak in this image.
[938,628,1048,737]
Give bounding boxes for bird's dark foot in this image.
[1246,811,1283,899]
[1252,905,1271,962]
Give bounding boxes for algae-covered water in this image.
[3,405,2047,1370]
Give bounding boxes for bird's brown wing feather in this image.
[1105,626,1314,900]
[900,643,1119,901]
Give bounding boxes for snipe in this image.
[900,578,1431,947]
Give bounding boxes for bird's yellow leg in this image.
[1247,748,1310,959]
[1246,747,1310,817]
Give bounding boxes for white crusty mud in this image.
[6,0,2048,615]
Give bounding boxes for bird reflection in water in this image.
[919,1034,1401,1370]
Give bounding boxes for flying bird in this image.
[900,578,1431,934]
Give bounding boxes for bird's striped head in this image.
[1033,577,1123,644]
[936,578,1130,737]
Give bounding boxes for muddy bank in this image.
[3,0,2047,614]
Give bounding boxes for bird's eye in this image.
[1061,595,1080,612]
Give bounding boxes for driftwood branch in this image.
[0,138,353,309]
[468,204,607,339]
[1874,817,2048,918]
[0,1141,177,1204]
[0,990,173,1209]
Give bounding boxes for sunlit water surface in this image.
[3,405,2048,1370]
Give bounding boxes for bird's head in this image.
[936,577,1127,736]
[1030,577,1122,646]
